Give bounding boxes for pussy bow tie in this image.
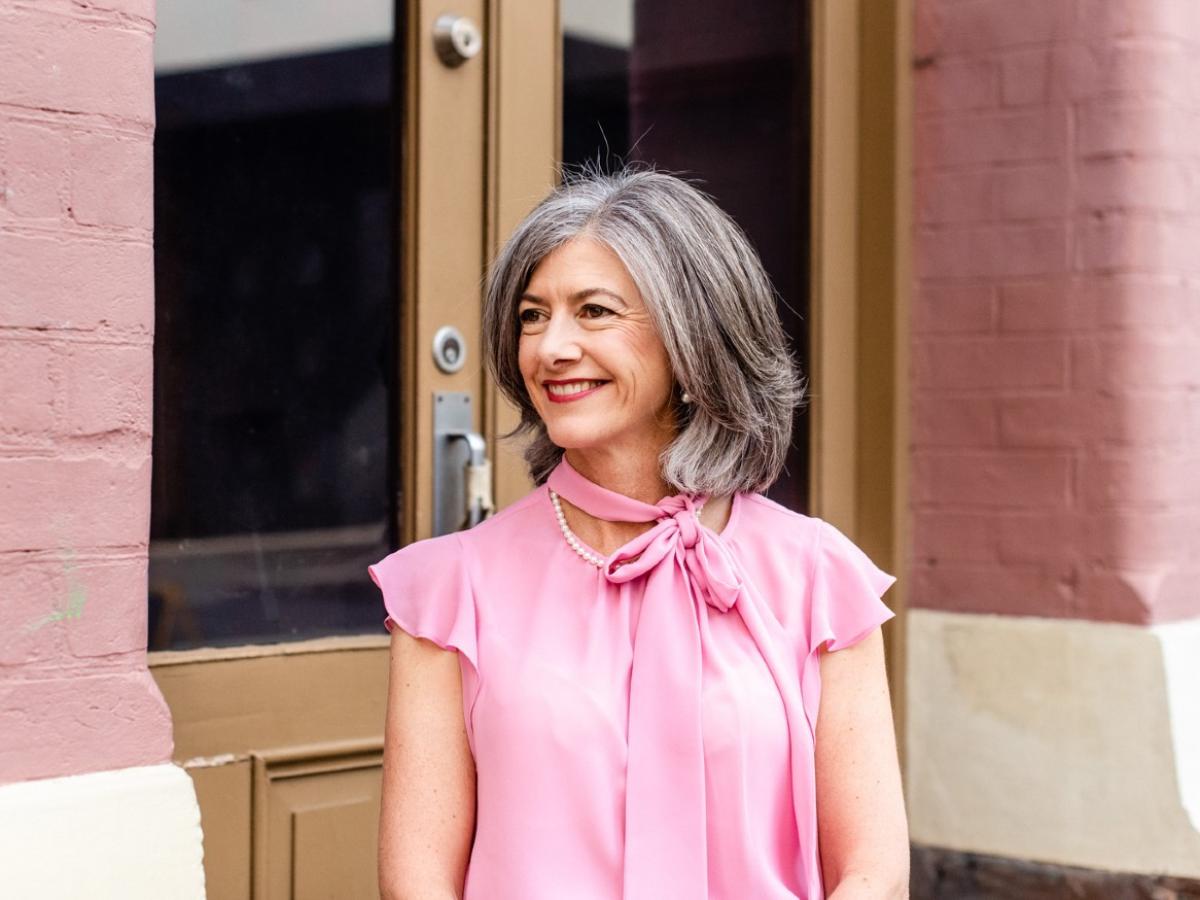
[601,492,743,613]
[546,457,745,898]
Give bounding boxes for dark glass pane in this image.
[561,0,811,512]
[149,8,400,649]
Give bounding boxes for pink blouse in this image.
[368,457,896,899]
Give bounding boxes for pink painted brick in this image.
[995,513,1083,564]
[0,340,57,433]
[913,0,1200,627]
[916,108,1067,167]
[1075,0,1200,41]
[995,164,1068,220]
[916,228,974,278]
[60,343,152,436]
[0,456,151,552]
[914,3,941,60]
[64,557,147,659]
[1000,45,1100,106]
[77,0,156,24]
[914,282,995,333]
[1077,158,1189,214]
[914,337,1066,390]
[1068,336,1200,392]
[1188,161,1200,212]
[1102,40,1190,100]
[997,394,1088,449]
[915,168,993,225]
[1091,336,1200,390]
[1078,276,1194,331]
[1000,48,1049,106]
[1002,390,1189,449]
[1076,98,1193,157]
[918,224,1067,279]
[1157,569,1200,623]
[1099,392,1192,447]
[915,58,997,113]
[998,279,1095,333]
[983,223,1070,277]
[1079,453,1200,509]
[913,450,1071,508]
[908,561,1078,618]
[912,512,997,564]
[937,0,1074,53]
[1,121,68,219]
[1071,570,1159,624]
[69,130,152,230]
[0,669,172,784]
[1082,511,1196,567]
[913,395,998,446]
[0,232,152,332]
[1077,215,1200,274]
[0,558,66,666]
[0,9,154,123]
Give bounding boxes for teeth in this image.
[547,380,606,397]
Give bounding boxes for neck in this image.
[563,445,674,506]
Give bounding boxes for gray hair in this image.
[481,166,807,496]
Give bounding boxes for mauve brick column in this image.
[912,0,1200,626]
[0,0,173,782]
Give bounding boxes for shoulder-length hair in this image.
[481,166,807,496]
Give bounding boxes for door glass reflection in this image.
[561,0,810,511]
[149,1,400,649]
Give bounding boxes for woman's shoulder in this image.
[733,491,823,550]
[732,492,897,651]
[458,483,551,551]
[732,492,889,583]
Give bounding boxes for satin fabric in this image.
[368,458,897,899]
[547,457,747,898]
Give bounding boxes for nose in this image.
[537,309,583,367]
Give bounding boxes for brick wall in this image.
[0,0,172,782]
[912,0,1200,625]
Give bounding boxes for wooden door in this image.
[148,0,555,896]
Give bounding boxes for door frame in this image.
[809,0,912,756]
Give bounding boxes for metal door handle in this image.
[433,392,494,536]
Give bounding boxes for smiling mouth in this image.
[545,379,609,399]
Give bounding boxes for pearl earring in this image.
[681,391,692,404]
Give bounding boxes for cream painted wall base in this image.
[0,763,206,899]
[907,609,1200,879]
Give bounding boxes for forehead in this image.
[526,237,640,297]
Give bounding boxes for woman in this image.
[371,168,909,899]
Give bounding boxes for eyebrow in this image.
[519,287,627,307]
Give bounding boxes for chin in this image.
[544,425,614,450]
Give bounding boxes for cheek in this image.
[517,339,536,380]
[634,338,674,396]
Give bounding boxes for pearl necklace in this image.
[549,487,705,569]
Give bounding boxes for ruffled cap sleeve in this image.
[809,519,897,654]
[367,533,479,673]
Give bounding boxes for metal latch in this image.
[433,392,494,535]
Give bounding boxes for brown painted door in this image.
[148,0,554,896]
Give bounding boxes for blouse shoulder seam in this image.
[739,491,813,523]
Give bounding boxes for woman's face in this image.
[517,237,677,455]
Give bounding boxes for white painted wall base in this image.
[0,763,206,899]
[906,609,1200,879]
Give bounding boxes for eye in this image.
[518,308,543,325]
[582,304,614,319]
